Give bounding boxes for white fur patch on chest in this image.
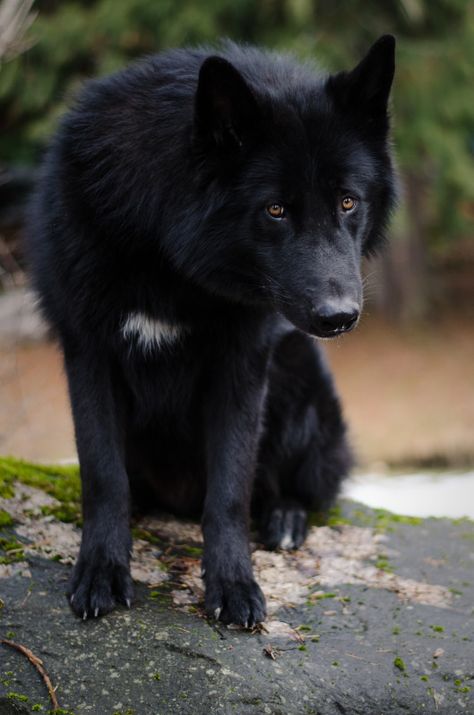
[122,312,185,352]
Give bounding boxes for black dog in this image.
[27,36,397,626]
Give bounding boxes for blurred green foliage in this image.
[0,0,473,246]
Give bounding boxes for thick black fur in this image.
[26,37,397,625]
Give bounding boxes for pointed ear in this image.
[194,56,261,150]
[327,35,396,125]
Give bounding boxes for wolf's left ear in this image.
[328,35,396,124]
[194,56,261,151]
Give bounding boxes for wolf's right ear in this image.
[194,57,261,151]
[327,35,396,130]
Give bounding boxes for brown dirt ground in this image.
[0,314,473,467]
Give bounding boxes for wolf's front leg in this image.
[202,345,269,627]
[64,345,133,618]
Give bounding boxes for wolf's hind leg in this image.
[256,330,353,550]
[258,432,320,551]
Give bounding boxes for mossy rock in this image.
[0,456,81,524]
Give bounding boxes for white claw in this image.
[200,568,206,578]
[244,621,249,629]
[94,607,99,618]
[214,607,222,620]
[126,598,131,609]
[70,594,75,604]
[82,610,88,620]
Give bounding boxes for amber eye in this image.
[267,203,285,219]
[341,196,356,212]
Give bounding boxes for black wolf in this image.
[27,36,397,626]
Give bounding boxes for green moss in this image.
[452,516,474,526]
[308,504,350,527]
[152,672,161,680]
[308,510,327,527]
[32,706,44,712]
[392,626,400,635]
[0,536,25,564]
[381,510,422,526]
[7,692,29,702]
[0,537,22,549]
[0,509,14,527]
[393,657,406,672]
[0,481,15,498]
[313,592,337,600]
[308,499,427,532]
[312,500,425,532]
[0,456,81,523]
[430,625,445,633]
[375,555,393,572]
[131,527,163,545]
[331,660,340,667]
[350,508,374,526]
[179,544,203,557]
[420,675,429,682]
[298,644,307,651]
[296,624,312,632]
[373,508,422,531]
[326,504,351,527]
[0,456,80,497]
[40,504,81,524]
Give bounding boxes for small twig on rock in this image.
[263,643,280,660]
[251,622,269,635]
[1,638,59,709]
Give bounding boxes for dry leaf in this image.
[263,644,279,660]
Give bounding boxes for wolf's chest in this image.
[121,311,188,353]
[119,310,205,428]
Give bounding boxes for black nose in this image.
[311,301,360,337]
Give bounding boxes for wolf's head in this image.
[180,37,397,338]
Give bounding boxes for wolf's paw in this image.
[67,551,133,619]
[260,503,308,551]
[204,575,266,628]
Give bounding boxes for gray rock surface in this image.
[1,500,473,715]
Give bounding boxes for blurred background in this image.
[0,0,473,516]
